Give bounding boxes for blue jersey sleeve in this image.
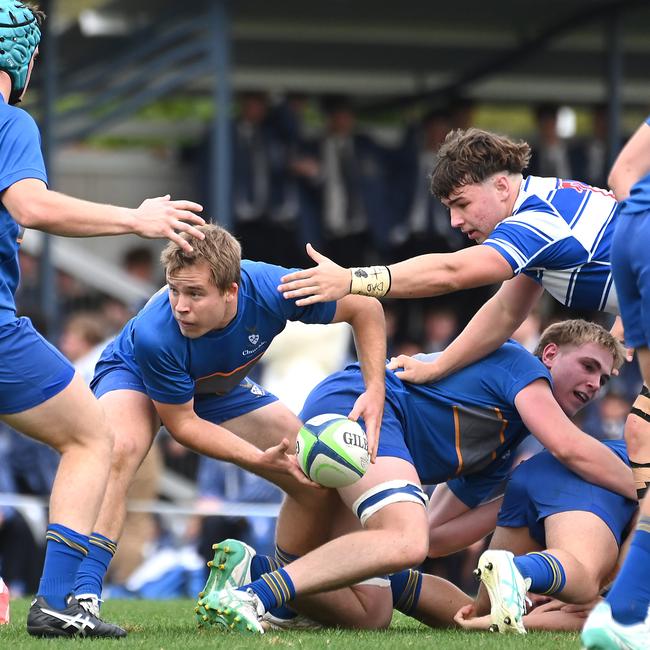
[133,325,195,404]
[483,197,572,274]
[242,261,337,325]
[484,341,552,405]
[0,107,47,192]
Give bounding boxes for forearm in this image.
[168,419,264,473]
[349,300,387,394]
[387,254,463,298]
[14,189,137,237]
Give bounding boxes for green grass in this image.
[1,598,581,649]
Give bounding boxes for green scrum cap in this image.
[0,1,41,104]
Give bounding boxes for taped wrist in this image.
[349,266,391,298]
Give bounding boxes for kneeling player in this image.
[197,319,635,633]
[466,438,636,633]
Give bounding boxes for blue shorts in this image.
[0,317,75,414]
[611,207,650,348]
[91,359,278,424]
[497,451,636,547]
[299,368,415,465]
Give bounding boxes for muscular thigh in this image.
[2,373,109,450]
[220,400,302,450]
[99,389,159,462]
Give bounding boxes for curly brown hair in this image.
[430,128,532,200]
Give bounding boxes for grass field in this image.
[0,598,585,649]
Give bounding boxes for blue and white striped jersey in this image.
[483,176,619,313]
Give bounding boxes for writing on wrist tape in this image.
[349,266,391,298]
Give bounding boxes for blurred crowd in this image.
[0,95,643,599]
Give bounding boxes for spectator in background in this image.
[59,312,108,385]
[312,94,393,266]
[449,96,477,131]
[392,109,466,260]
[528,103,572,179]
[569,103,610,189]
[422,302,459,353]
[123,246,157,285]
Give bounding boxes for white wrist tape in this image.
[349,266,391,298]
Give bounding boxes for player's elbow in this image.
[10,189,53,229]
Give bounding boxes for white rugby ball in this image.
[296,413,370,488]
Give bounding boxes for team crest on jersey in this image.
[248,333,259,345]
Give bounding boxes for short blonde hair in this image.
[160,224,241,292]
[534,319,625,370]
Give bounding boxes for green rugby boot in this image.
[201,587,265,634]
[195,539,255,629]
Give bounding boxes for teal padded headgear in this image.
[0,1,40,104]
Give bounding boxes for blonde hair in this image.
[430,128,531,199]
[160,224,241,292]
[534,319,625,370]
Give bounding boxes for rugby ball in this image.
[296,414,370,488]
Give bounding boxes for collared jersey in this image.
[96,260,337,405]
[388,342,550,484]
[0,101,48,325]
[483,175,619,313]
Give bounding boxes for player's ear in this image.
[224,282,238,302]
[541,342,559,368]
[493,173,510,198]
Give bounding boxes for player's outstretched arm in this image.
[278,243,513,306]
[515,379,636,499]
[3,178,205,253]
[154,400,318,488]
[608,120,650,201]
[331,294,386,462]
[389,274,543,383]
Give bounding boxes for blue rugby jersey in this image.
[96,260,337,404]
[484,175,619,313]
[617,115,650,218]
[0,101,48,325]
[389,342,550,485]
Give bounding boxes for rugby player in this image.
[277,127,650,500]
[198,319,636,634]
[582,114,650,650]
[70,224,386,631]
[0,1,205,638]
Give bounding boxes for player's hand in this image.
[259,438,321,488]
[453,604,490,630]
[387,355,440,384]
[278,243,351,306]
[133,195,205,253]
[609,316,634,374]
[347,387,385,463]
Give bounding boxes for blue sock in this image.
[73,532,117,598]
[390,569,423,615]
[250,555,280,581]
[38,524,89,609]
[275,545,299,566]
[241,567,296,613]
[513,552,566,595]
[607,517,650,625]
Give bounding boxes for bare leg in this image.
[2,373,115,533]
[90,390,159,541]
[543,511,619,603]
